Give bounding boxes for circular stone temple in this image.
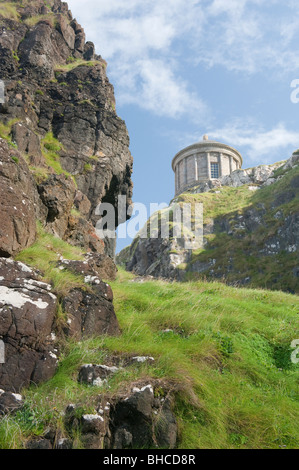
[172,135,243,196]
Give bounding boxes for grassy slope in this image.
[0,268,298,449]
[177,164,299,293]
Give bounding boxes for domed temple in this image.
[172,135,243,196]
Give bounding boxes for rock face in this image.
[0,0,132,398]
[62,268,120,338]
[0,0,133,258]
[0,259,58,392]
[62,287,120,339]
[37,173,76,238]
[119,155,299,293]
[0,139,38,257]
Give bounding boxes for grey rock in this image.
[0,391,23,415]
[0,139,37,257]
[0,258,58,392]
[78,364,120,386]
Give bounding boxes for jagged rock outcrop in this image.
[62,382,177,450]
[0,0,133,259]
[62,268,120,338]
[0,139,38,257]
[0,258,58,392]
[118,155,299,293]
[109,384,177,449]
[0,0,133,396]
[38,173,76,237]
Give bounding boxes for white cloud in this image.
[210,122,299,163]
[67,0,299,125]
[68,0,207,119]
[173,119,299,165]
[115,59,208,119]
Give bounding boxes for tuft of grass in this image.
[29,165,50,184]
[54,59,102,74]
[0,2,19,20]
[0,118,19,146]
[83,163,93,173]
[23,13,56,28]
[15,223,85,296]
[41,132,76,186]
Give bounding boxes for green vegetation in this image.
[41,132,76,186]
[174,164,299,293]
[79,99,94,106]
[23,13,56,28]
[11,156,19,164]
[15,223,84,297]
[55,59,102,74]
[83,163,93,173]
[71,208,81,218]
[0,2,20,20]
[12,50,20,62]
[0,268,298,449]
[28,165,49,184]
[0,119,19,147]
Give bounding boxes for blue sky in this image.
[67,0,299,252]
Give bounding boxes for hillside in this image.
[118,155,299,294]
[0,268,298,449]
[0,0,298,452]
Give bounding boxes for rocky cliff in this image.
[0,1,133,396]
[0,0,133,258]
[118,154,299,294]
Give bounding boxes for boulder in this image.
[83,41,95,61]
[0,139,37,257]
[64,401,110,449]
[0,259,58,392]
[78,364,120,386]
[0,390,23,415]
[109,384,177,449]
[57,252,117,281]
[56,14,76,50]
[62,285,120,339]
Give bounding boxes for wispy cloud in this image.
[178,119,299,165]
[68,0,299,163]
[114,59,208,119]
[212,122,299,162]
[68,0,299,118]
[68,0,207,119]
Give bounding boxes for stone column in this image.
[229,155,233,174]
[207,152,211,179]
[195,155,198,181]
[178,162,181,191]
[184,157,188,185]
[219,153,223,177]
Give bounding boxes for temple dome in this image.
[172,135,243,195]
